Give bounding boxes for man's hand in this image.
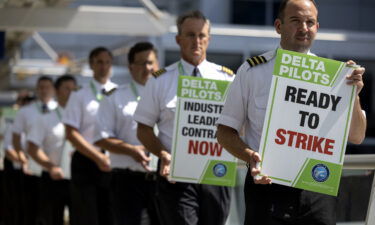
[346,60,365,95]
[159,150,171,178]
[22,162,33,175]
[249,151,272,184]
[96,153,111,172]
[130,145,151,171]
[49,166,64,180]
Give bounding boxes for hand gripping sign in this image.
[170,76,237,186]
[258,49,358,196]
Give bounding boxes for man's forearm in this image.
[217,124,254,163]
[5,149,21,162]
[12,133,23,152]
[65,125,104,163]
[348,96,367,144]
[137,123,167,157]
[27,142,55,171]
[95,138,134,155]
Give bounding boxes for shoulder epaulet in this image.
[103,88,117,96]
[152,68,166,78]
[221,66,234,76]
[246,55,267,68]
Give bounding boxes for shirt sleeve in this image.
[4,124,14,151]
[217,63,249,132]
[134,77,160,127]
[93,94,116,142]
[62,91,82,129]
[12,108,27,134]
[27,115,46,148]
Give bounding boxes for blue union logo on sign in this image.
[311,164,330,182]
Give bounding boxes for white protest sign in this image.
[259,49,357,196]
[170,76,237,186]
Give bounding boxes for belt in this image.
[112,168,158,181]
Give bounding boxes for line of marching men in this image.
[2,1,366,224]
[0,10,234,225]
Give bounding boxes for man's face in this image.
[36,80,55,103]
[90,51,113,81]
[129,50,159,85]
[176,18,210,66]
[57,80,77,104]
[275,0,319,53]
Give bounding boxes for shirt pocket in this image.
[249,93,269,132]
[163,96,177,121]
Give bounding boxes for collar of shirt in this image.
[277,45,315,56]
[36,99,58,111]
[91,78,117,92]
[130,79,145,101]
[180,58,209,76]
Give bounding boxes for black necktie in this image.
[192,67,198,77]
[41,103,48,113]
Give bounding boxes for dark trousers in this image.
[23,174,40,225]
[156,177,231,225]
[2,159,24,225]
[36,172,71,225]
[0,170,4,225]
[244,169,337,225]
[111,169,160,225]
[70,151,114,225]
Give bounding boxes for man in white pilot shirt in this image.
[62,47,117,225]
[27,75,77,225]
[134,10,235,225]
[12,76,57,225]
[94,42,160,225]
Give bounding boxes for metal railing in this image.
[343,154,375,225]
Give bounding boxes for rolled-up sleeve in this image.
[134,77,160,127]
[12,108,27,134]
[217,63,249,132]
[62,91,81,129]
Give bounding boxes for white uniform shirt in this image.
[12,100,58,136]
[218,49,319,151]
[12,100,58,175]
[27,106,73,179]
[62,79,117,144]
[134,59,235,151]
[94,82,149,171]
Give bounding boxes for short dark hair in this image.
[54,74,77,90]
[37,75,54,86]
[176,10,210,35]
[88,47,113,64]
[277,0,318,21]
[128,42,158,64]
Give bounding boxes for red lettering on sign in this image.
[188,140,223,157]
[274,128,335,156]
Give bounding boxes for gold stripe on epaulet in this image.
[246,55,267,68]
[152,68,166,78]
[103,88,117,96]
[221,66,234,76]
